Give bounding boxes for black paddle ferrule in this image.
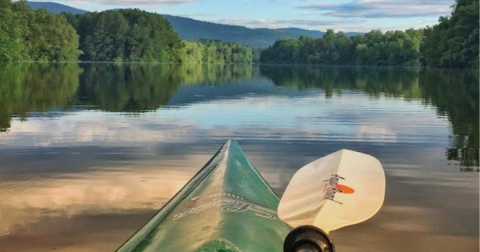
[283,225,335,252]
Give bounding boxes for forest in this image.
[182,40,256,64]
[62,9,184,62]
[0,0,81,61]
[0,0,255,63]
[0,0,478,67]
[261,29,423,66]
[261,0,479,68]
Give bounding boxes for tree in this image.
[181,40,254,64]
[67,9,184,62]
[0,0,81,61]
[422,0,479,68]
[0,0,27,61]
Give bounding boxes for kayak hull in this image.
[117,140,291,252]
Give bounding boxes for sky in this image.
[39,0,456,32]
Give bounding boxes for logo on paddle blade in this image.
[323,174,355,204]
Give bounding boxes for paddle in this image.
[278,149,386,252]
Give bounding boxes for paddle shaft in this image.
[284,226,335,252]
[295,243,321,252]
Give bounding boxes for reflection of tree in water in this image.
[178,64,255,85]
[260,66,479,170]
[79,64,183,112]
[260,66,421,98]
[420,69,479,170]
[1,64,476,169]
[0,63,256,131]
[0,63,82,132]
[78,64,255,111]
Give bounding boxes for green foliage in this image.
[182,40,254,64]
[262,0,478,68]
[0,0,27,61]
[422,0,479,68]
[66,9,184,62]
[1,0,477,67]
[0,0,81,61]
[261,29,424,66]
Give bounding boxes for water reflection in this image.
[419,70,479,169]
[2,64,476,168]
[260,66,479,169]
[77,64,255,112]
[0,163,196,236]
[0,63,81,131]
[0,64,478,251]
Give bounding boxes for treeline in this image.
[63,9,183,62]
[1,0,477,67]
[261,0,479,68]
[0,0,255,63]
[261,29,423,66]
[0,0,81,61]
[422,0,479,67]
[63,9,255,63]
[182,40,256,64]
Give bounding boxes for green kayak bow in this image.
[117,140,292,252]
[117,140,386,252]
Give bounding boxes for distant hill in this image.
[26,1,86,14]
[25,1,361,48]
[277,28,362,38]
[276,28,325,38]
[162,15,326,48]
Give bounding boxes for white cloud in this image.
[297,0,454,18]
[93,0,198,6]
[209,18,366,30]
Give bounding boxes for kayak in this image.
[117,139,292,252]
[116,139,386,252]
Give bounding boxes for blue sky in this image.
[51,0,454,32]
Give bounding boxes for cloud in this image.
[209,17,426,32]
[0,165,199,235]
[180,13,218,18]
[210,17,431,32]
[297,0,454,18]
[210,18,366,30]
[93,0,198,6]
[38,0,198,9]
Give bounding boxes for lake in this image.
[0,63,478,252]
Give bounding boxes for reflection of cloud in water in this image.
[0,81,477,251]
[0,94,450,148]
[0,159,205,236]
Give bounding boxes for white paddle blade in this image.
[278,149,386,233]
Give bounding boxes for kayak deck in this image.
[117,140,292,252]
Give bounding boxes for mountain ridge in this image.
[160,14,327,48]
[25,1,360,48]
[26,1,87,14]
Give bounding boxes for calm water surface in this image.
[0,64,478,252]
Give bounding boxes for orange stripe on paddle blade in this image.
[336,184,355,194]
